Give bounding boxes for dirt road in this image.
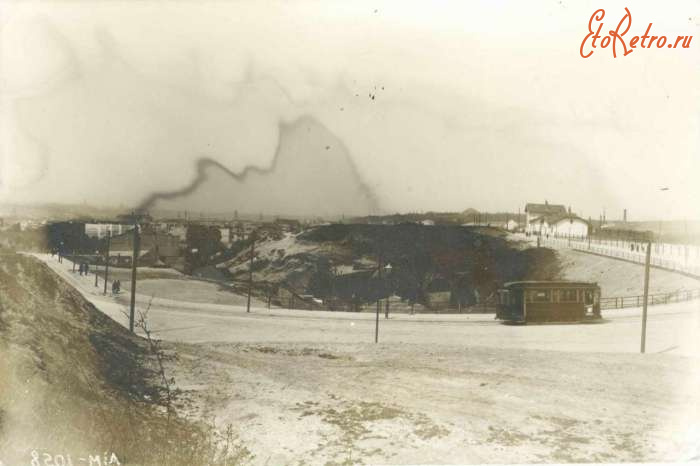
[32,253,700,464]
[35,254,700,357]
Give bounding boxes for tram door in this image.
[513,289,525,319]
[583,288,596,316]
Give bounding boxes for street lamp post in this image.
[384,263,392,319]
[375,261,394,341]
[375,257,382,343]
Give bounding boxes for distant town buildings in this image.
[109,226,181,268]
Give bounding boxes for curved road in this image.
[34,254,700,356]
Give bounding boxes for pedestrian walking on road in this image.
[78,263,83,275]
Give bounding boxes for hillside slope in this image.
[556,248,700,296]
[0,251,246,465]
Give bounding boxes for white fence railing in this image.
[521,235,700,278]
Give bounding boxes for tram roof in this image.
[502,281,599,289]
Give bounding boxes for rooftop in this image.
[525,203,567,215]
[531,213,588,225]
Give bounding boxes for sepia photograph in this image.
[0,1,698,465]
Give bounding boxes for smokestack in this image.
[623,209,627,222]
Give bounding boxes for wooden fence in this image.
[600,289,700,310]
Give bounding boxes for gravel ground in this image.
[167,341,700,464]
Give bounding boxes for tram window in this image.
[560,289,578,302]
[529,290,551,302]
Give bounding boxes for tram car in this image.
[496,281,601,324]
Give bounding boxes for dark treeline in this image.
[350,210,524,226]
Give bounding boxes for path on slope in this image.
[34,254,700,357]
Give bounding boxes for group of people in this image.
[77,262,90,275]
[630,243,645,252]
[73,259,121,294]
[111,279,122,294]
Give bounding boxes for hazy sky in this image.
[1,0,699,220]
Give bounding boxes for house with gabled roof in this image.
[525,201,589,237]
[525,201,567,226]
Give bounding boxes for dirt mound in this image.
[0,252,247,465]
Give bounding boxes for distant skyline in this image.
[3,199,698,229]
[1,1,699,221]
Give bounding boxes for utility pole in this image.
[94,250,99,287]
[375,256,382,343]
[246,234,256,313]
[129,222,140,333]
[103,231,111,295]
[640,241,652,353]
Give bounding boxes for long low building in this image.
[527,214,590,237]
[108,226,181,267]
[84,223,130,239]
